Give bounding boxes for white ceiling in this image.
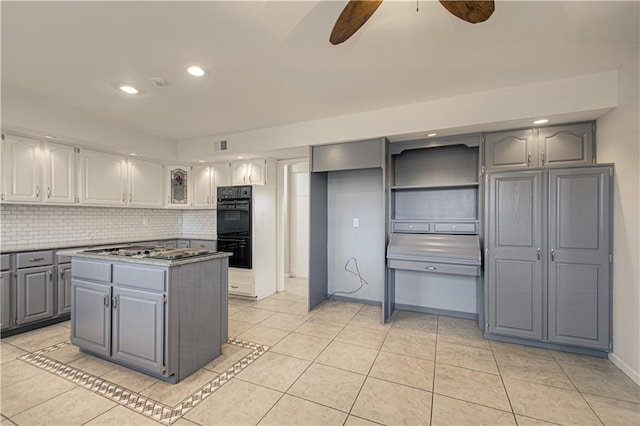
[2,1,638,143]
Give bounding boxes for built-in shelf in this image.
[391,182,479,191]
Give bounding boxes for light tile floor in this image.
[1,277,639,425]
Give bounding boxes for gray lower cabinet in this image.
[487,170,544,340]
[71,279,111,357]
[112,286,164,374]
[1,270,12,329]
[189,239,216,251]
[484,122,595,171]
[485,165,612,351]
[547,167,611,349]
[57,263,72,314]
[17,265,54,325]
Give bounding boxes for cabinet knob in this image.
[540,151,546,165]
[36,185,40,198]
[47,187,51,199]
[527,152,532,167]
[425,266,438,271]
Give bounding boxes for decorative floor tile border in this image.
[19,337,269,425]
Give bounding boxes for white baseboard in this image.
[609,352,640,385]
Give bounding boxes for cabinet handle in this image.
[537,248,541,261]
[540,151,545,165]
[1,193,4,201]
[112,296,118,309]
[103,295,110,307]
[47,187,51,199]
[129,193,132,203]
[60,269,64,280]
[28,257,45,262]
[122,193,125,202]
[207,196,210,205]
[48,270,53,281]
[527,152,532,167]
[231,285,239,289]
[551,249,555,262]
[36,185,40,198]
[425,266,438,271]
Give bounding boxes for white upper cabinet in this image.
[229,159,266,186]
[193,163,229,208]
[1,133,42,202]
[192,164,213,208]
[79,149,127,206]
[43,141,76,204]
[164,165,192,208]
[128,158,163,207]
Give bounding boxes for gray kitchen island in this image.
[64,247,231,383]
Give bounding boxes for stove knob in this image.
[144,250,150,254]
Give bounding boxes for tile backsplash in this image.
[0,204,216,247]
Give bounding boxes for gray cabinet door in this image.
[71,279,111,357]
[112,287,165,374]
[539,123,594,167]
[57,264,72,315]
[17,266,54,325]
[547,167,611,350]
[487,171,544,340]
[1,271,11,329]
[484,129,538,171]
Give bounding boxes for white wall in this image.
[327,168,384,303]
[2,92,178,161]
[177,71,617,160]
[596,54,640,385]
[289,166,309,278]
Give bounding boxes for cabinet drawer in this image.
[1,254,10,271]
[387,259,480,276]
[177,240,190,249]
[433,223,477,233]
[57,253,73,264]
[73,259,112,282]
[393,222,430,233]
[229,281,252,296]
[16,251,53,268]
[113,264,165,292]
[190,240,216,251]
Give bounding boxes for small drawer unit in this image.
[16,250,54,269]
[190,239,216,251]
[228,281,252,296]
[392,221,430,233]
[433,222,478,234]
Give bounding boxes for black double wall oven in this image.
[217,186,252,269]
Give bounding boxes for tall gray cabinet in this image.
[485,165,612,351]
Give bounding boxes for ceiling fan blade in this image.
[330,0,383,45]
[439,0,495,24]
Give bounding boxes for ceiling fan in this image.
[330,0,495,45]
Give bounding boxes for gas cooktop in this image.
[82,246,215,260]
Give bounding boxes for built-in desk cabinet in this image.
[484,122,595,171]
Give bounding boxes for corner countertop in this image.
[58,248,231,267]
[1,234,217,254]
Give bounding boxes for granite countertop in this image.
[1,234,217,253]
[58,248,231,267]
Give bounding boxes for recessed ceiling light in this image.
[198,160,206,163]
[129,152,139,156]
[236,155,244,159]
[43,135,58,140]
[119,85,139,95]
[533,119,549,125]
[427,133,438,137]
[187,66,205,77]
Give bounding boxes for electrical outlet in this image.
[353,218,359,228]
